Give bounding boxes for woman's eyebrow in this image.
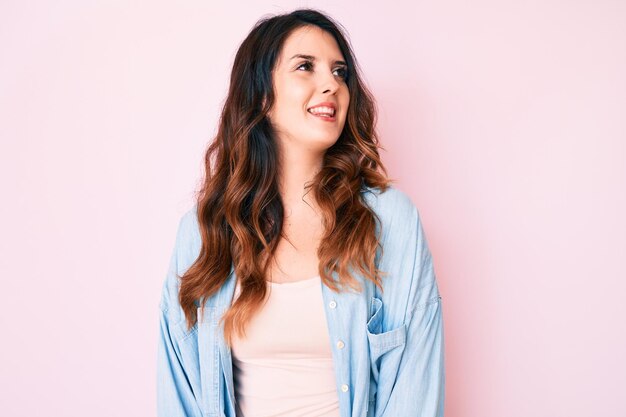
[290,53,347,66]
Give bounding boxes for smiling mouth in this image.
[308,112,336,121]
[307,108,337,121]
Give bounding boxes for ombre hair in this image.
[179,8,393,346]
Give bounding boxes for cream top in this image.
[231,276,341,417]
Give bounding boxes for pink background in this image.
[1,1,624,416]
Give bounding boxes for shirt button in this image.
[336,340,345,349]
[341,384,349,392]
[329,300,337,309]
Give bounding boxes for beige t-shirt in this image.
[231,276,341,417]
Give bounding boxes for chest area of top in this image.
[231,277,331,359]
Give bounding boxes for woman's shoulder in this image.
[361,183,428,254]
[362,183,419,221]
[174,205,203,264]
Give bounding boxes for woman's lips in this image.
[307,111,336,122]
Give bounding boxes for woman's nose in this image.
[319,70,340,94]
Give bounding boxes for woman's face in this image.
[268,25,350,153]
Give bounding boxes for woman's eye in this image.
[334,67,348,79]
[296,61,347,80]
[296,61,313,71]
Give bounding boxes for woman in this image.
[157,8,445,417]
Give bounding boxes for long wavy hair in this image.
[179,8,393,346]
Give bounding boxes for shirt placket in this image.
[320,281,352,417]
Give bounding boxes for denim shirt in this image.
[157,185,445,417]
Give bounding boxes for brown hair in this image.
[179,8,393,346]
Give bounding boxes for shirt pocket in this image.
[366,297,407,401]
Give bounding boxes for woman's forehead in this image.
[277,26,345,65]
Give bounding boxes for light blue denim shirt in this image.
[157,185,445,417]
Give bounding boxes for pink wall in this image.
[1,1,624,416]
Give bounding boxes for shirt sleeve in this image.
[156,218,204,417]
[379,204,445,417]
